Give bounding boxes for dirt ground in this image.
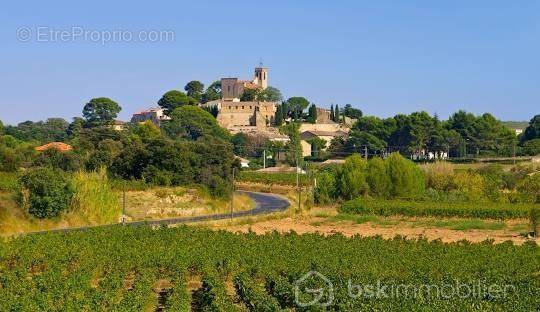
[217,215,536,245]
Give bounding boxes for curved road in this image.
[28,191,290,234]
[130,190,290,226]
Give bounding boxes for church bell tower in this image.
[253,64,268,90]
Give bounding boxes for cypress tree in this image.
[330,104,334,121]
[335,104,340,124]
[275,105,283,126]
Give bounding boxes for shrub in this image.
[18,168,75,218]
[72,169,119,224]
[522,138,540,156]
[517,173,540,203]
[452,171,486,201]
[530,207,540,237]
[0,171,19,192]
[366,157,391,198]
[385,153,425,199]
[33,149,84,172]
[423,161,454,191]
[314,171,336,204]
[337,154,368,200]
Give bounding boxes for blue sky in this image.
[1,1,539,125]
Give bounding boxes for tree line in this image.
[330,111,540,158]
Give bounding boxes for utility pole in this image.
[231,167,235,220]
[513,142,516,165]
[122,182,126,225]
[364,145,368,160]
[296,151,300,214]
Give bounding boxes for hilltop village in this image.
[131,66,355,158]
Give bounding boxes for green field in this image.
[0,226,538,311]
[340,198,538,220]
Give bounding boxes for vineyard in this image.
[0,226,538,311]
[340,198,538,220]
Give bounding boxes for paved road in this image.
[27,191,290,234]
[130,190,290,226]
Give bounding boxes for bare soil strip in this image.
[218,216,537,245]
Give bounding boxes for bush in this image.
[530,207,540,237]
[33,149,84,172]
[0,171,19,192]
[337,154,368,200]
[517,173,540,203]
[18,168,75,218]
[366,157,391,197]
[452,171,486,201]
[385,153,425,199]
[72,169,119,224]
[522,138,540,156]
[423,161,454,191]
[313,171,336,204]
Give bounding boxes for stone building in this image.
[300,130,348,157]
[202,66,277,131]
[221,66,268,100]
[131,107,170,127]
[216,101,276,131]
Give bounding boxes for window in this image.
[242,106,244,109]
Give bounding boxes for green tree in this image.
[330,104,335,121]
[385,153,424,199]
[259,86,283,102]
[33,149,84,172]
[158,90,197,115]
[130,121,162,140]
[18,168,75,219]
[343,104,363,119]
[307,137,326,158]
[307,104,318,124]
[274,104,284,126]
[337,154,368,200]
[522,114,540,142]
[286,97,309,120]
[280,122,302,166]
[202,81,222,103]
[67,117,86,137]
[163,106,229,141]
[184,80,205,102]
[240,88,260,101]
[334,104,340,123]
[522,139,540,156]
[82,97,121,127]
[231,133,248,156]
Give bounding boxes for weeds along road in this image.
[26,191,290,235]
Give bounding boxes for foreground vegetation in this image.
[0,226,537,310]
